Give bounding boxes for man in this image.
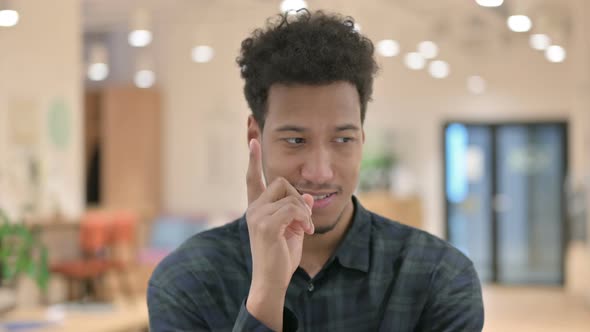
[148,10,484,332]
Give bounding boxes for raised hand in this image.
[245,138,314,330]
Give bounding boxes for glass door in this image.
[445,122,567,284]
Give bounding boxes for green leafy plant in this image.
[359,150,398,192]
[361,153,396,171]
[0,209,49,292]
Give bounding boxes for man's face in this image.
[247,81,364,234]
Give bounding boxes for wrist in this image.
[247,283,287,310]
[250,277,289,295]
[246,284,287,331]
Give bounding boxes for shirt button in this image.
[308,282,314,292]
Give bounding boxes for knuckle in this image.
[247,199,258,210]
[246,203,260,219]
[286,203,297,215]
[276,177,288,187]
[287,196,299,205]
[267,178,278,189]
[289,195,305,210]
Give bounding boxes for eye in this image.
[284,137,306,144]
[334,137,354,143]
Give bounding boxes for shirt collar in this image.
[332,195,371,273]
[239,195,372,276]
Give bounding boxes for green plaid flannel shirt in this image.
[148,196,484,331]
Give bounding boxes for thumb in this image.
[301,194,314,213]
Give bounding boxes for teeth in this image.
[313,193,330,200]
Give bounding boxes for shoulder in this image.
[367,213,486,330]
[369,211,475,278]
[149,217,245,288]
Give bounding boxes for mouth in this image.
[297,190,338,209]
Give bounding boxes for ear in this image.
[247,115,262,144]
[361,128,366,144]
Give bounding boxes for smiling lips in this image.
[297,190,338,209]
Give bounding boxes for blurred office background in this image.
[0,0,589,331]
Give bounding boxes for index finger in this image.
[258,177,313,217]
[247,139,266,205]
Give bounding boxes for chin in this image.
[310,210,345,235]
[308,193,353,235]
[312,222,339,235]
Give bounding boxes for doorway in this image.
[444,122,568,284]
[84,91,102,206]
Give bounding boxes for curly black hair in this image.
[237,10,378,130]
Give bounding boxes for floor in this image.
[483,286,590,332]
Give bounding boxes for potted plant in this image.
[359,150,397,192]
[0,209,49,314]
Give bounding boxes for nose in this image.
[301,145,334,184]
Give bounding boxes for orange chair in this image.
[109,211,138,298]
[50,211,114,301]
[111,211,136,247]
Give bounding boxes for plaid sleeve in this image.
[233,298,299,332]
[148,282,299,332]
[147,282,210,332]
[417,263,485,332]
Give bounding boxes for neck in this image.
[300,197,355,277]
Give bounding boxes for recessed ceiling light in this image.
[428,60,450,79]
[529,34,551,50]
[475,0,504,8]
[0,9,19,27]
[280,0,307,13]
[88,63,109,81]
[377,40,400,57]
[191,45,215,63]
[507,15,532,32]
[404,52,425,70]
[467,75,486,94]
[418,41,438,59]
[134,70,156,88]
[128,30,153,47]
[545,45,566,63]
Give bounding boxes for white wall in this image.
[569,0,590,301]
[158,3,270,218]
[0,0,82,307]
[0,0,82,221]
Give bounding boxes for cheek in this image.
[340,159,362,180]
[333,148,363,176]
[262,146,301,177]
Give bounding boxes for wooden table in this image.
[1,297,148,332]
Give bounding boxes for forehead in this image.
[265,81,361,127]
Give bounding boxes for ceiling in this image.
[82,0,574,42]
[81,0,579,85]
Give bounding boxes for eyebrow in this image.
[275,125,306,133]
[335,124,361,132]
[274,124,360,133]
